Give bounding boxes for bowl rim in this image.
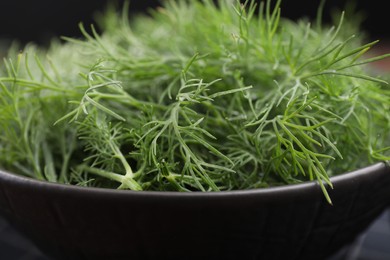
[0,162,388,201]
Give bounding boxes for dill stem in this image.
[87,92,167,111]
[79,165,142,191]
[59,134,77,183]
[14,102,44,180]
[110,142,133,177]
[170,103,220,191]
[0,77,76,93]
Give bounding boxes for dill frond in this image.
[1,0,389,203]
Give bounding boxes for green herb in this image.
[1,0,389,203]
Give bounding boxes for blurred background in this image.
[0,0,388,45]
[1,0,388,71]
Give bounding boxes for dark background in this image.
[0,0,388,46]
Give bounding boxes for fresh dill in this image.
[0,0,389,203]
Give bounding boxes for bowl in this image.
[1,163,390,260]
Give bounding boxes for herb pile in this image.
[0,0,389,202]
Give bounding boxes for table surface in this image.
[1,208,390,260]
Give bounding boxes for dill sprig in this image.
[1,0,389,203]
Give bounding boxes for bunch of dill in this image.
[0,0,389,202]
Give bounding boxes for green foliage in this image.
[1,0,389,203]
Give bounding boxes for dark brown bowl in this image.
[1,163,390,260]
